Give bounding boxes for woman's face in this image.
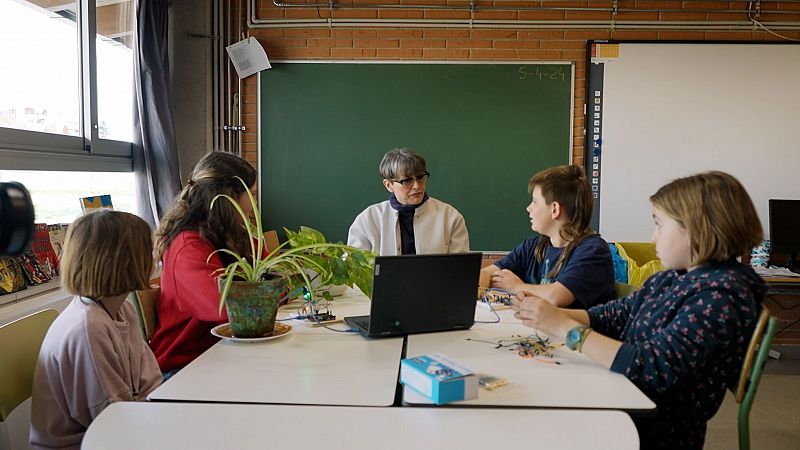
[651,206,692,270]
[237,184,258,220]
[383,171,428,206]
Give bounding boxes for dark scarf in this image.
[389,193,429,255]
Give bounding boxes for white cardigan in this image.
[347,197,470,256]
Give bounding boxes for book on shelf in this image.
[31,223,60,274]
[80,194,113,213]
[0,257,27,295]
[17,250,53,286]
[48,223,68,259]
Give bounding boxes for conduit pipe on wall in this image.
[271,0,798,15]
[248,0,800,30]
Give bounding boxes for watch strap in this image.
[576,327,593,353]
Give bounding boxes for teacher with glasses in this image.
[347,148,470,256]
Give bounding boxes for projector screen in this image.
[588,42,800,242]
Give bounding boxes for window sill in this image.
[0,276,62,308]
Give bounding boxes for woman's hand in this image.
[491,269,525,293]
[511,292,578,338]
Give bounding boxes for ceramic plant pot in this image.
[224,278,287,338]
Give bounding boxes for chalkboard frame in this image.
[258,60,575,251]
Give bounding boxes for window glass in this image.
[0,170,136,224]
[0,1,80,137]
[96,0,134,141]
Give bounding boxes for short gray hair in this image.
[378,148,427,180]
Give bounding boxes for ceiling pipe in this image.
[249,0,800,30]
[270,0,799,15]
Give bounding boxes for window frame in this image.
[0,0,133,173]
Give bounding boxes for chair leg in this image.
[738,317,779,450]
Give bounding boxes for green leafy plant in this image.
[210,177,375,314]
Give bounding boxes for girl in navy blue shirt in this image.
[512,171,765,449]
[480,165,615,308]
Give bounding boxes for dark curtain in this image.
[133,0,181,228]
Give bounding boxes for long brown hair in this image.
[155,152,257,265]
[528,165,595,279]
[650,171,762,266]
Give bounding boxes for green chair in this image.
[0,309,58,450]
[735,305,778,450]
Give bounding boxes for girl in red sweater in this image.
[149,152,257,377]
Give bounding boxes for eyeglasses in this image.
[391,172,430,188]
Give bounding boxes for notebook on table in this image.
[345,253,482,338]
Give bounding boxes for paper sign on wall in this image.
[226,37,271,79]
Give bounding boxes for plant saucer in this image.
[211,322,292,343]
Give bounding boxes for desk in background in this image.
[762,276,800,352]
[83,402,639,450]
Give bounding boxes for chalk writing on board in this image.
[518,66,566,82]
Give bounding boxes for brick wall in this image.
[233,1,800,167]
[229,0,800,343]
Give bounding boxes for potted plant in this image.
[210,177,374,338]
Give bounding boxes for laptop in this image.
[344,253,482,338]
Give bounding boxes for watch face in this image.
[566,327,581,349]
[568,328,579,339]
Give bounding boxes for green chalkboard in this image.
[260,62,573,251]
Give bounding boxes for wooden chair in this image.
[129,288,160,342]
[264,230,280,253]
[128,278,161,342]
[0,309,58,450]
[735,305,778,450]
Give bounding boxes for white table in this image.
[83,401,640,450]
[148,290,404,406]
[274,287,375,334]
[404,321,657,412]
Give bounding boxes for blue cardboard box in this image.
[400,354,478,405]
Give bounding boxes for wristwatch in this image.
[565,325,593,352]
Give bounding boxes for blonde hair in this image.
[528,165,595,279]
[61,210,153,298]
[650,171,762,266]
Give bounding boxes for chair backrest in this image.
[0,309,58,421]
[264,230,280,253]
[735,305,778,450]
[128,287,161,342]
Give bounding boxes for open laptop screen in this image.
[355,252,482,337]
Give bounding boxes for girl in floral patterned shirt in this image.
[512,171,765,449]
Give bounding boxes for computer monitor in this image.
[769,199,800,272]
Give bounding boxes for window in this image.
[0,1,80,138]
[0,170,135,224]
[96,0,134,142]
[0,0,135,172]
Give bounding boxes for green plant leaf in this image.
[209,194,375,307]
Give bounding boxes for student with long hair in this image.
[480,165,614,308]
[149,151,258,376]
[30,211,161,449]
[512,171,765,449]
